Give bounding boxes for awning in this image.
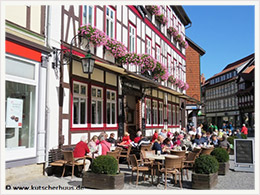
[95,61,127,75]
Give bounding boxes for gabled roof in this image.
[209,53,254,80]
[186,36,205,56]
[171,6,192,26]
[243,65,255,74]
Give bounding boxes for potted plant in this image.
[211,148,229,175]
[227,136,238,155]
[82,155,124,189]
[192,155,219,189]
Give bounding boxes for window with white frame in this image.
[91,86,103,125]
[172,105,176,125]
[83,5,94,26]
[156,45,161,62]
[153,100,158,125]
[167,7,171,28]
[167,54,172,75]
[168,104,172,125]
[129,23,136,53]
[107,90,116,126]
[146,99,152,125]
[159,102,163,125]
[173,58,177,78]
[146,36,152,55]
[106,6,115,38]
[73,82,87,126]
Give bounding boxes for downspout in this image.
[185,22,192,30]
[44,5,51,174]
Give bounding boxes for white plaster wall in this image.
[63,66,70,84]
[122,6,128,26]
[6,6,26,28]
[96,8,103,31]
[117,22,121,42]
[137,38,141,54]
[146,26,151,38]
[96,46,103,59]
[141,21,145,40]
[62,88,70,114]
[141,41,145,54]
[122,27,128,47]
[30,6,41,34]
[117,6,121,21]
[62,119,69,145]
[71,133,88,145]
[155,34,160,45]
[137,18,141,37]
[129,10,136,25]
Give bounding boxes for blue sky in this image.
[183,6,255,80]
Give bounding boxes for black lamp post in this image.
[52,33,95,74]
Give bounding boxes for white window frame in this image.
[156,45,161,62]
[106,89,117,127]
[146,36,152,55]
[167,54,172,75]
[167,7,171,28]
[72,81,88,128]
[153,100,158,126]
[91,86,103,127]
[83,5,94,26]
[146,98,152,126]
[168,104,172,125]
[129,23,136,53]
[106,6,115,38]
[5,54,39,161]
[159,101,164,125]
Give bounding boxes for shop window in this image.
[168,104,172,125]
[153,100,158,125]
[159,102,163,125]
[172,105,176,125]
[73,82,87,126]
[91,86,103,126]
[146,98,152,125]
[107,90,116,126]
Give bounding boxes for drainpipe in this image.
[185,22,192,30]
[44,5,51,175]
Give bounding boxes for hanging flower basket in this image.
[155,14,168,26]
[145,5,160,15]
[167,27,179,37]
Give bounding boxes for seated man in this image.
[134,131,142,143]
[73,136,91,172]
[210,135,219,148]
[106,133,116,145]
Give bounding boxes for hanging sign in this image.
[6,98,23,128]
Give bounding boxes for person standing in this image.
[241,124,248,136]
[73,136,91,172]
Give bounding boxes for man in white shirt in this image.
[196,123,203,135]
[188,126,197,136]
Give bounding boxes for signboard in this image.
[6,98,23,128]
[234,139,254,172]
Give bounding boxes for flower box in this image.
[192,172,218,189]
[218,162,229,175]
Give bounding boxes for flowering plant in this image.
[184,83,189,90]
[168,75,176,84]
[146,5,160,15]
[78,24,107,47]
[105,38,128,58]
[167,27,179,37]
[155,14,168,26]
[118,53,143,66]
[180,40,189,49]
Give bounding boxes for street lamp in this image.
[52,33,95,74]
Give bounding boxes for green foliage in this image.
[92,155,118,175]
[194,155,219,174]
[211,148,229,163]
[227,136,238,145]
[241,133,247,139]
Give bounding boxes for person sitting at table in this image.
[134,130,142,143]
[106,133,116,145]
[182,135,193,151]
[193,133,205,146]
[188,126,197,136]
[167,129,173,139]
[73,135,91,172]
[173,134,184,147]
[210,134,219,148]
[201,132,210,145]
[161,138,173,154]
[219,134,230,149]
[118,132,132,146]
[151,130,159,142]
[152,135,164,154]
[159,129,167,139]
[88,135,98,154]
[97,133,111,155]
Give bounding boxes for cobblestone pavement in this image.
[8,163,254,191]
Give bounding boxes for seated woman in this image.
[134,131,142,143]
[151,130,159,143]
[118,132,132,146]
[97,133,111,155]
[88,135,98,158]
[161,138,173,154]
[152,135,164,154]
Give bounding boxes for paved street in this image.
[8,163,254,191]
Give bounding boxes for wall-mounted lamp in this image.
[52,33,95,74]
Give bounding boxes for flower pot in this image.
[218,162,229,175]
[192,172,218,189]
[82,172,124,189]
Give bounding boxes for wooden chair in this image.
[129,154,153,186]
[107,150,121,172]
[61,150,86,178]
[170,150,186,158]
[158,156,183,189]
[192,147,202,158]
[140,143,153,151]
[119,145,132,168]
[200,147,214,156]
[182,151,197,180]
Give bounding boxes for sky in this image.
[183,5,255,80]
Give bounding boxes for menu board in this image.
[6,98,23,128]
[235,139,254,164]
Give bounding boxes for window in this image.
[146,36,152,55]
[106,6,115,38]
[168,104,172,125]
[153,100,158,125]
[167,54,172,75]
[173,58,177,78]
[155,44,161,62]
[146,99,152,125]
[167,7,171,28]
[91,86,103,126]
[73,82,87,126]
[172,105,176,125]
[159,102,163,125]
[172,15,176,27]
[129,23,136,53]
[176,105,179,125]
[107,90,116,126]
[83,5,94,26]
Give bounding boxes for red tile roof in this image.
[243,65,255,74]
